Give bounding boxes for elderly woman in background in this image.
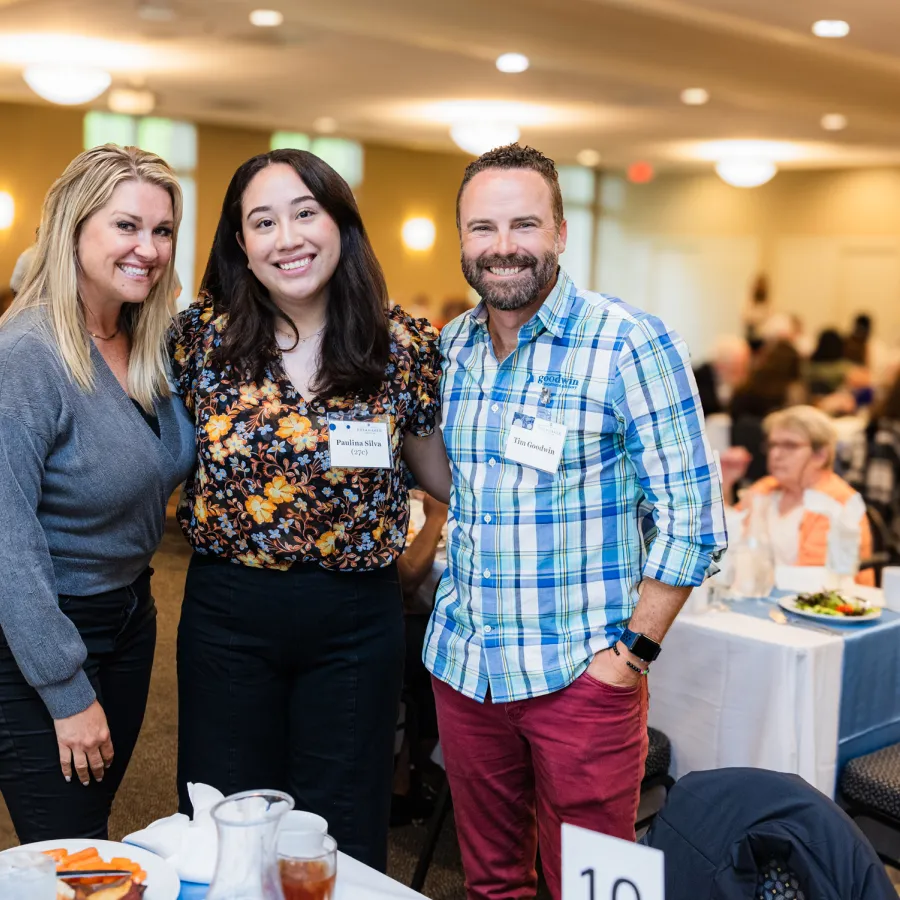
[720,405,873,585]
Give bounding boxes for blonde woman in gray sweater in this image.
[0,145,195,841]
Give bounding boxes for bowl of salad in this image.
[778,590,882,624]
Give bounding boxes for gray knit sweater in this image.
[0,310,195,718]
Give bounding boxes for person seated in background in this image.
[844,313,871,366]
[841,374,900,565]
[805,328,852,397]
[9,244,36,297]
[719,405,873,584]
[693,334,751,417]
[433,295,473,330]
[393,491,448,825]
[728,340,805,485]
[730,339,804,420]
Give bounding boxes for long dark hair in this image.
[201,149,391,396]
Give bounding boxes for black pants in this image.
[177,554,405,872]
[0,570,157,842]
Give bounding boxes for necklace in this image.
[296,325,325,344]
[88,327,120,341]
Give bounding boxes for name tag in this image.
[328,419,392,468]
[503,411,567,474]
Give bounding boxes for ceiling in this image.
[1,0,900,170]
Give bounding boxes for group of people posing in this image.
[0,140,727,900]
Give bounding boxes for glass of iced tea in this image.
[278,832,337,900]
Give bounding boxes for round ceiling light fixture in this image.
[23,64,111,105]
[812,19,850,38]
[680,88,710,106]
[450,122,520,156]
[576,149,602,168]
[820,113,848,132]
[714,158,777,188]
[496,53,530,74]
[250,9,284,27]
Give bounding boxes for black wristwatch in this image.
[619,628,662,663]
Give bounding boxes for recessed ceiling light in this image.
[820,113,848,131]
[108,88,156,116]
[812,19,850,38]
[250,9,283,27]
[137,3,176,22]
[313,116,338,134]
[496,53,529,74]
[576,149,601,167]
[680,88,710,106]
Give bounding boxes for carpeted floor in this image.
[0,520,897,898]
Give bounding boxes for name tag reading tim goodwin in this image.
[327,418,392,468]
[503,411,567,474]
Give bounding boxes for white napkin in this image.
[124,782,224,884]
[804,489,865,576]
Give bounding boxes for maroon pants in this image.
[432,671,649,900]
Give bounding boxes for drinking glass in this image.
[0,850,57,900]
[278,832,337,900]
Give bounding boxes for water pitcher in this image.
[206,789,295,900]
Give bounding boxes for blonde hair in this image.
[763,404,837,467]
[2,144,183,410]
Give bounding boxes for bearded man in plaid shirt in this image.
[425,144,728,900]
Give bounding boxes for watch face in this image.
[627,631,661,662]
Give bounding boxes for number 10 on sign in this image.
[561,823,664,900]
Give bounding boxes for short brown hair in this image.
[456,143,564,230]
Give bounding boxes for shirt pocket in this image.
[558,398,621,477]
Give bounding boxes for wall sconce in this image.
[0,192,14,230]
[401,217,436,252]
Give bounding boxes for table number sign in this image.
[561,823,664,900]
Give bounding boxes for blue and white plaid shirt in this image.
[424,269,727,702]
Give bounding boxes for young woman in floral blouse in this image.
[170,149,450,870]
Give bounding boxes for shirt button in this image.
[491,403,499,413]
[483,624,493,633]
[483,568,491,578]
[488,458,496,467]
[483,514,492,524]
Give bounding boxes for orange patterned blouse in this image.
[169,301,441,571]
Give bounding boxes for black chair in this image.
[840,742,900,867]
[859,504,893,586]
[644,767,896,900]
[409,726,675,893]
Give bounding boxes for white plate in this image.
[778,594,882,625]
[4,838,180,900]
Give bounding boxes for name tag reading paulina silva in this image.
[327,413,392,469]
[503,411,567,474]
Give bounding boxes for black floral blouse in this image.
[169,300,441,571]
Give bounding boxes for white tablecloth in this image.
[647,608,845,795]
[335,851,428,899]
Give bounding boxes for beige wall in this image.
[356,143,470,314]
[599,167,900,360]
[194,123,270,296]
[0,102,83,296]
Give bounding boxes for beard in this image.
[461,248,559,311]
